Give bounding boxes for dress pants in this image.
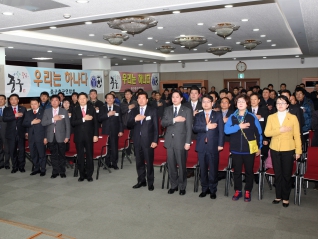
[0,132,10,167]
[198,151,219,193]
[29,139,46,172]
[134,142,154,185]
[48,135,66,174]
[270,149,295,200]
[108,133,119,166]
[75,139,94,178]
[232,153,255,191]
[7,135,25,170]
[167,148,187,190]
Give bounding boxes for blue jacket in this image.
[298,97,313,133]
[224,111,263,154]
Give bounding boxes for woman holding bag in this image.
[224,94,263,202]
[264,95,301,207]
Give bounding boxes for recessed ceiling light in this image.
[260,35,266,37]
[172,11,180,14]
[8,46,14,49]
[165,41,170,44]
[121,30,127,33]
[171,50,174,52]
[76,0,89,3]
[78,53,82,55]
[47,50,52,53]
[197,23,204,26]
[295,55,299,58]
[103,56,107,58]
[233,58,236,60]
[85,21,92,25]
[193,49,197,51]
[263,57,267,58]
[147,37,153,40]
[226,37,232,39]
[32,57,53,60]
[123,58,126,60]
[2,12,13,16]
[224,5,233,8]
[236,42,240,44]
[241,19,248,22]
[208,43,212,46]
[253,29,259,31]
[178,61,182,62]
[50,26,57,29]
[140,60,143,62]
[205,59,208,61]
[153,62,157,63]
[157,27,163,29]
[181,46,185,48]
[267,40,272,42]
[271,44,276,46]
[138,44,143,46]
[115,63,118,65]
[89,34,95,37]
[180,34,185,37]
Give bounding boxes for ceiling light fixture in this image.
[295,55,299,58]
[240,39,262,50]
[165,41,170,44]
[205,59,208,61]
[260,35,266,37]
[236,42,240,44]
[76,0,89,3]
[233,58,236,60]
[8,46,14,49]
[85,21,92,25]
[32,57,53,60]
[107,16,158,36]
[253,28,259,31]
[140,60,143,62]
[226,37,232,39]
[172,11,180,14]
[156,45,175,54]
[138,43,143,46]
[103,33,129,45]
[147,37,153,40]
[89,34,95,36]
[267,40,272,42]
[224,5,233,8]
[47,50,52,53]
[197,23,204,26]
[171,50,174,52]
[207,46,232,56]
[2,12,13,15]
[115,63,118,65]
[263,57,267,58]
[241,19,248,22]
[78,54,82,55]
[208,43,212,46]
[123,58,126,60]
[103,56,107,58]
[271,44,276,47]
[209,23,240,39]
[157,27,163,29]
[178,61,182,62]
[172,35,207,50]
[153,62,157,63]
[50,26,57,29]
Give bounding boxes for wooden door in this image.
[227,81,241,92]
[224,79,260,91]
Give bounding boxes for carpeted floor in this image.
[0,154,317,239]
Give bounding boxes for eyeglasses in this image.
[237,101,246,104]
[276,102,287,105]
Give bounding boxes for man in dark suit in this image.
[193,95,224,199]
[22,98,46,176]
[161,91,193,195]
[71,92,99,182]
[3,94,26,173]
[88,89,104,112]
[150,92,166,119]
[260,88,275,114]
[99,93,123,170]
[42,95,71,178]
[0,95,10,170]
[127,92,158,191]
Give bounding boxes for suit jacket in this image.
[3,105,26,139]
[98,104,123,135]
[22,108,46,142]
[193,110,224,154]
[71,104,99,143]
[183,100,203,140]
[161,105,192,150]
[221,109,234,142]
[0,106,7,136]
[41,107,71,143]
[127,106,158,148]
[248,106,269,141]
[150,99,166,119]
[264,112,302,154]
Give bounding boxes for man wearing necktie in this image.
[71,92,99,182]
[161,91,193,195]
[127,92,158,191]
[3,94,26,173]
[22,98,46,176]
[0,95,10,170]
[98,93,123,170]
[193,95,224,199]
[42,95,70,178]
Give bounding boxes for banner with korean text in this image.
[109,71,159,92]
[4,65,104,97]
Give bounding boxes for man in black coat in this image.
[0,95,10,169]
[22,98,46,176]
[3,94,26,173]
[127,92,158,191]
[99,93,123,169]
[71,92,99,182]
[151,92,166,119]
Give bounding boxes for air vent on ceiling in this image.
[0,0,69,12]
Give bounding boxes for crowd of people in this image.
[0,82,317,207]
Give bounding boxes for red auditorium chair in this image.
[153,139,168,189]
[95,134,110,180]
[119,129,132,169]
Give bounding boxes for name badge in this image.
[146,116,151,120]
[115,113,119,116]
[259,118,264,122]
[198,110,203,112]
[59,115,65,118]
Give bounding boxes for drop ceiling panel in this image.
[0,0,69,12]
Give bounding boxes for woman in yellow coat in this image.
[264,95,302,207]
